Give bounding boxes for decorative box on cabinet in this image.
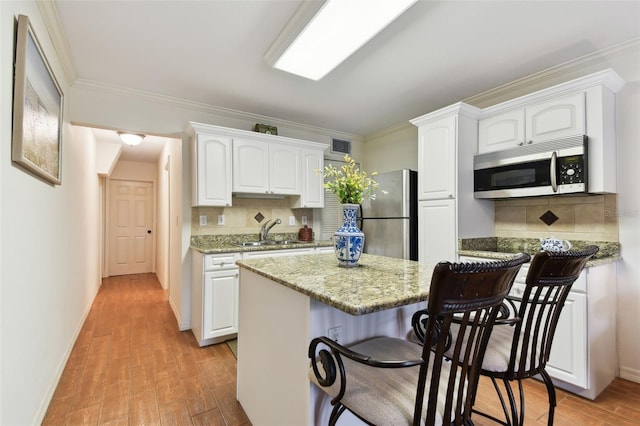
[191,251,241,346]
[233,139,300,195]
[189,128,233,207]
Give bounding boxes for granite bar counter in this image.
[458,237,621,267]
[235,253,435,425]
[236,253,434,315]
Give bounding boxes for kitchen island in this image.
[235,253,435,425]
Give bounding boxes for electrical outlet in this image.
[217,214,225,226]
[289,216,296,226]
[199,215,207,226]
[301,216,308,226]
[328,326,342,343]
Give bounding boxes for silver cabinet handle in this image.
[550,151,558,193]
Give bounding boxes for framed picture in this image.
[12,14,63,185]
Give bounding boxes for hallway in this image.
[42,274,250,425]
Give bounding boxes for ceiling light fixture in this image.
[118,132,145,147]
[264,0,418,81]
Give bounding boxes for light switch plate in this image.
[288,216,296,226]
[301,216,308,226]
[199,215,207,226]
[218,215,225,226]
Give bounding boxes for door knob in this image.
[147,230,152,234]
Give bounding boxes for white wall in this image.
[363,41,640,383]
[363,123,418,174]
[611,53,640,382]
[1,3,102,424]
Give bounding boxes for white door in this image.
[109,180,154,276]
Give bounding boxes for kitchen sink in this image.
[232,240,298,247]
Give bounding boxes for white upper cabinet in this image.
[191,133,232,207]
[232,139,269,194]
[478,109,525,153]
[189,122,327,206]
[525,92,585,143]
[269,143,301,194]
[292,149,325,208]
[479,92,585,154]
[233,139,300,195]
[416,115,457,200]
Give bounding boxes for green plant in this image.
[318,154,384,204]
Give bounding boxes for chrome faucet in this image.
[260,218,282,241]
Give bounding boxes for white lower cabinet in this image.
[192,246,331,346]
[192,251,241,347]
[202,269,239,341]
[418,200,457,264]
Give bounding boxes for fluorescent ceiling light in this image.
[266,0,417,81]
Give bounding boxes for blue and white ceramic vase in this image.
[334,203,364,267]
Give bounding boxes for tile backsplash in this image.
[191,196,313,237]
[495,194,618,242]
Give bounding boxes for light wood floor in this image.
[43,273,250,425]
[43,273,639,425]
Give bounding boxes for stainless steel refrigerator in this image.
[358,169,418,260]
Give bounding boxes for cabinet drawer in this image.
[204,253,241,271]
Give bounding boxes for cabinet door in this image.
[233,139,269,193]
[194,134,232,206]
[478,109,525,153]
[417,116,456,200]
[269,143,300,195]
[545,291,588,388]
[418,199,456,265]
[203,269,239,339]
[294,149,324,208]
[525,92,585,143]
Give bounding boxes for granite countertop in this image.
[190,233,333,254]
[236,253,434,316]
[458,237,621,267]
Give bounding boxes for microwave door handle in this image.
[550,151,558,192]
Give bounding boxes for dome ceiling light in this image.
[118,132,145,147]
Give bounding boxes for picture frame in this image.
[12,14,63,185]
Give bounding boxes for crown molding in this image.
[409,102,483,127]
[464,38,639,109]
[37,0,76,84]
[72,78,361,142]
[365,121,415,142]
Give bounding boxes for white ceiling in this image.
[53,0,640,162]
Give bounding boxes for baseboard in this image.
[168,295,190,331]
[619,366,640,384]
[34,279,101,425]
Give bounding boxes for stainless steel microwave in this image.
[474,135,587,199]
